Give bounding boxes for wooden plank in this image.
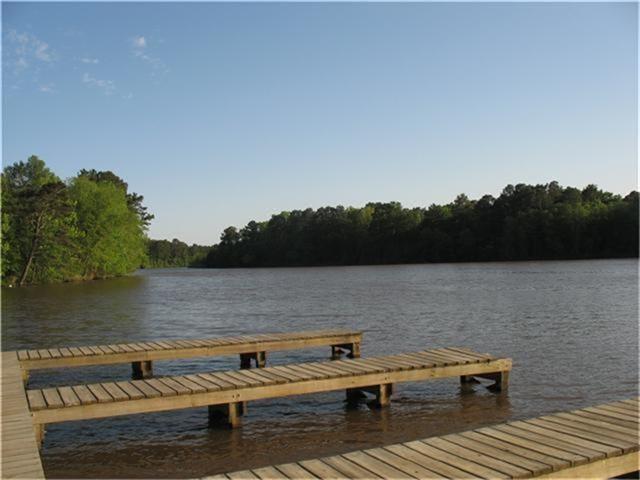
[172,376,207,394]
[406,439,510,478]
[494,423,603,462]
[144,378,178,396]
[184,374,222,392]
[461,430,568,472]
[526,418,635,451]
[384,443,481,478]
[572,410,639,429]
[72,385,98,405]
[478,426,590,466]
[26,390,46,411]
[298,460,348,479]
[130,380,162,398]
[442,432,553,475]
[425,437,525,477]
[275,463,317,479]
[251,466,289,479]
[227,470,259,479]
[321,455,383,479]
[554,412,638,436]
[540,414,638,441]
[42,388,64,408]
[101,382,130,401]
[157,377,192,395]
[198,373,236,390]
[208,372,250,388]
[224,370,266,387]
[58,386,81,407]
[587,406,639,423]
[363,447,443,478]
[87,383,114,403]
[36,349,51,359]
[48,349,63,358]
[115,381,146,400]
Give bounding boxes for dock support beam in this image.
[131,360,153,379]
[239,351,266,369]
[34,424,45,449]
[346,384,393,408]
[332,341,361,359]
[466,370,510,392]
[208,402,245,428]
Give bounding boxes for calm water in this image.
[2,259,638,478]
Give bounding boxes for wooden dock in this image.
[27,347,510,434]
[17,329,363,380]
[213,398,640,479]
[1,352,45,479]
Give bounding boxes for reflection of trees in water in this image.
[1,275,147,351]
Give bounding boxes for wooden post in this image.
[348,341,361,359]
[208,402,243,428]
[346,388,366,404]
[476,370,510,392]
[496,370,509,392]
[239,352,266,369]
[34,424,45,449]
[131,361,153,379]
[256,351,266,368]
[239,353,253,369]
[374,383,393,408]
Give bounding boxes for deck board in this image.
[0,352,45,479]
[27,348,511,425]
[18,330,363,372]
[214,398,640,480]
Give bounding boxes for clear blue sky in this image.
[2,2,637,245]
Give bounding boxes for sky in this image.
[2,2,637,245]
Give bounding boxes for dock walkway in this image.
[1,352,45,479]
[27,347,511,434]
[214,398,640,479]
[17,329,362,380]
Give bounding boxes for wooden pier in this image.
[1,352,45,479]
[26,347,511,434]
[213,398,640,479]
[17,329,363,380]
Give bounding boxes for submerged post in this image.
[131,361,153,379]
[239,352,267,369]
[208,402,244,428]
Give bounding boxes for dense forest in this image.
[1,156,152,286]
[147,239,210,268]
[204,182,638,268]
[2,158,637,284]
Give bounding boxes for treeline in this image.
[1,156,152,286]
[147,239,210,268]
[205,182,638,268]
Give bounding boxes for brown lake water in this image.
[2,259,638,478]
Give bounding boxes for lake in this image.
[2,259,638,478]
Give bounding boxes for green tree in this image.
[69,176,147,278]
[1,156,78,285]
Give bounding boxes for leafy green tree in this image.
[69,176,146,278]
[1,156,78,286]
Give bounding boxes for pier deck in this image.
[27,347,511,432]
[214,398,640,479]
[1,352,45,479]
[17,329,363,380]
